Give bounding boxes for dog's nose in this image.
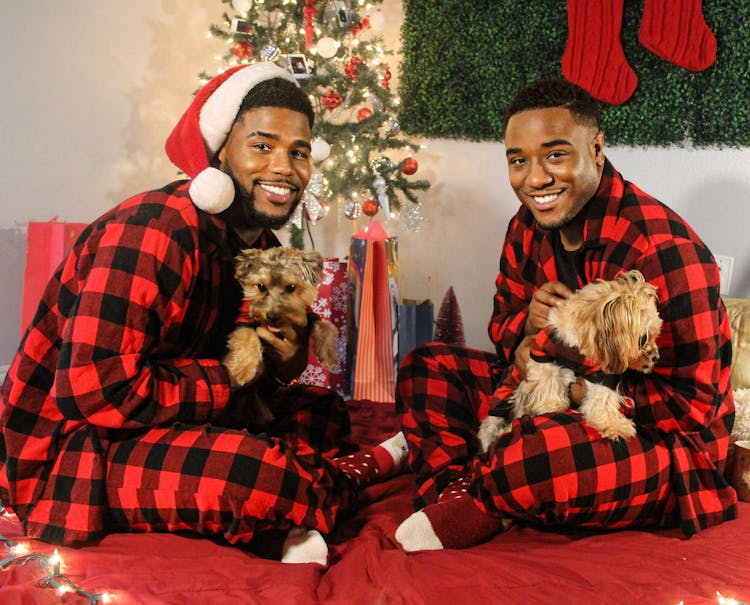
[266,312,280,323]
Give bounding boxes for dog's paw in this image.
[477,416,508,455]
[595,415,637,441]
[580,382,637,441]
[223,327,264,386]
[311,319,339,370]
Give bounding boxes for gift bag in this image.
[298,259,349,396]
[347,221,399,403]
[21,220,87,335]
[398,299,434,365]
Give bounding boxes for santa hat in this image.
[166,62,299,214]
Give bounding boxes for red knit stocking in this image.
[561,0,638,105]
[395,477,511,551]
[638,0,717,71]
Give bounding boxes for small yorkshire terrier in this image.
[221,247,339,427]
[479,270,662,452]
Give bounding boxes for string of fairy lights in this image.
[0,506,112,602]
[0,499,747,605]
[0,2,746,604]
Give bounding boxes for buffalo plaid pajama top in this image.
[397,160,737,536]
[0,181,353,545]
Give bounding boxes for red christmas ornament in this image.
[232,41,253,60]
[379,66,391,90]
[351,17,371,38]
[357,107,373,121]
[345,56,366,80]
[362,199,379,216]
[402,157,419,175]
[321,90,342,110]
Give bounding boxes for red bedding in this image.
[1,400,748,605]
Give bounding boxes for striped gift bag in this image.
[347,221,399,403]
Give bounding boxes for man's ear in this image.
[217,142,227,167]
[593,131,605,166]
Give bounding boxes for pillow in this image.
[725,297,750,390]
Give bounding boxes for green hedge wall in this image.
[399,0,750,146]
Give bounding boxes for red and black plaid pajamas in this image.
[106,385,352,544]
[397,160,737,536]
[0,181,353,545]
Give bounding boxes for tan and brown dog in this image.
[222,247,338,428]
[479,270,663,451]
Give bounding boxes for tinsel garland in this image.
[399,0,750,147]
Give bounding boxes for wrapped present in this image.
[21,220,87,335]
[347,221,399,403]
[398,298,434,365]
[298,259,349,396]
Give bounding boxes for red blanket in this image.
[1,400,748,605]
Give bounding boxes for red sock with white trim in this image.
[638,0,716,71]
[395,477,511,551]
[561,0,638,104]
[336,431,408,490]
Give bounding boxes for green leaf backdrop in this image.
[398,0,750,146]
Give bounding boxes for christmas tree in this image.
[434,286,466,346]
[203,0,430,248]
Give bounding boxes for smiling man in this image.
[0,62,407,564]
[395,76,736,552]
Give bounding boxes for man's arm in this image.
[625,239,732,434]
[488,214,573,370]
[52,219,231,429]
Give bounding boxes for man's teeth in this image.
[261,184,293,195]
[532,193,558,204]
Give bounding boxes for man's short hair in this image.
[503,76,601,131]
[237,77,315,128]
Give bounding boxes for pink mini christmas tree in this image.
[434,286,465,346]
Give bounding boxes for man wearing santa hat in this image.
[0,62,406,565]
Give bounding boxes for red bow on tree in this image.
[303,0,316,50]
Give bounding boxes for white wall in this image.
[1,0,748,363]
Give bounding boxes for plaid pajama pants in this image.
[105,386,355,544]
[397,343,674,530]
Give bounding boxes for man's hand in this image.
[525,281,574,335]
[513,335,533,379]
[257,323,310,384]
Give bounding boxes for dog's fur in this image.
[221,247,338,428]
[732,388,750,444]
[479,270,663,452]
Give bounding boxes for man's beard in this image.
[221,160,303,230]
[235,180,301,230]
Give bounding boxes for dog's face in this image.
[558,270,663,375]
[234,247,324,330]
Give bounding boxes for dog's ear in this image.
[297,250,324,287]
[593,295,635,374]
[234,249,264,281]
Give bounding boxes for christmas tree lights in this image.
[202,0,430,247]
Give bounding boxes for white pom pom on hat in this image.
[165,62,299,214]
